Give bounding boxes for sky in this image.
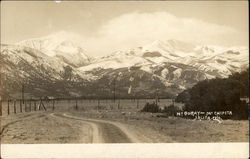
[1,1,248,56]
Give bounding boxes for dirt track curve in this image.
[51,113,139,143]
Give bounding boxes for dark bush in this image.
[176,69,249,119]
[141,102,160,113]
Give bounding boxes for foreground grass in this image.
[0,110,248,143]
[69,110,249,142]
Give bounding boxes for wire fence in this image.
[0,98,182,116]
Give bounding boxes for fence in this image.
[0,98,183,116]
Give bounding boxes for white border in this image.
[1,143,249,159]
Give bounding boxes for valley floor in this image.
[0,110,248,143]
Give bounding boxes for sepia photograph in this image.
[0,0,249,158]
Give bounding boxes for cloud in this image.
[84,12,246,56]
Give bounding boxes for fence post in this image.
[39,99,46,111]
[118,99,120,109]
[97,99,100,111]
[29,99,32,112]
[34,100,37,111]
[38,99,41,110]
[137,99,139,109]
[0,98,2,116]
[19,100,22,113]
[14,100,16,114]
[7,100,10,115]
[52,99,55,111]
[75,98,78,110]
[24,100,27,112]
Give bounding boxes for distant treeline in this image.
[176,69,249,119]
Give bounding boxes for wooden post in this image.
[24,100,27,112]
[75,98,78,110]
[29,100,32,112]
[52,100,55,111]
[38,100,41,110]
[20,100,22,113]
[137,99,139,109]
[38,99,47,111]
[118,99,120,109]
[14,100,16,114]
[34,100,37,111]
[39,99,46,111]
[7,100,10,115]
[0,98,2,116]
[22,84,25,104]
[113,78,116,103]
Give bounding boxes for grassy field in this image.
[69,110,249,143]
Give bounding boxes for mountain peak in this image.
[16,31,91,67]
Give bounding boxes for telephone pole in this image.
[22,84,25,104]
[0,72,2,116]
[113,77,116,103]
[155,88,159,105]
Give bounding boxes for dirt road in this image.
[51,113,138,143]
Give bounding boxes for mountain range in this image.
[1,32,248,99]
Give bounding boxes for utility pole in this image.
[0,66,2,116]
[155,88,159,106]
[0,87,2,116]
[113,78,116,103]
[22,84,25,104]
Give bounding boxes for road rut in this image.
[52,113,138,143]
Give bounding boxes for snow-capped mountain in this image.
[0,44,94,98]
[17,31,92,67]
[78,39,248,96]
[79,39,248,77]
[1,36,248,98]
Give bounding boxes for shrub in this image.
[141,102,160,113]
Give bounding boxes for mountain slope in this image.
[78,40,248,96]
[0,44,93,98]
[17,31,92,67]
[80,40,248,76]
[1,37,248,98]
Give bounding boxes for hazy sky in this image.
[1,1,248,56]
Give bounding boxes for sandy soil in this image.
[1,110,248,143]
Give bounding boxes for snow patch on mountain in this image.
[173,68,182,79]
[161,68,169,78]
[17,31,91,67]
